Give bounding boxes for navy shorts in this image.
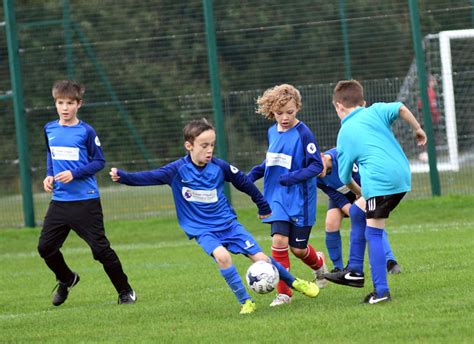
[366,192,406,219]
[328,192,356,213]
[196,220,262,257]
[271,221,312,249]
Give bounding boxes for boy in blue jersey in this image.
[38,80,136,306]
[328,80,426,304]
[318,148,401,279]
[109,118,319,314]
[248,84,328,307]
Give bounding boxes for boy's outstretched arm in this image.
[399,105,427,146]
[109,161,178,186]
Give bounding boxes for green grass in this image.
[1,195,473,343]
[2,164,474,228]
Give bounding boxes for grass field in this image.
[1,165,474,228]
[1,195,473,343]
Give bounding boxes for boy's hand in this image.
[259,212,272,219]
[110,167,120,182]
[54,170,73,183]
[415,128,427,146]
[43,176,54,192]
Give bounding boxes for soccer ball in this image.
[246,260,279,294]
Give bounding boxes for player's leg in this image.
[270,222,293,302]
[38,201,79,306]
[197,227,255,314]
[383,231,401,274]
[71,199,135,304]
[324,205,345,271]
[323,197,366,287]
[213,246,255,314]
[288,225,328,288]
[363,192,406,304]
[348,197,367,274]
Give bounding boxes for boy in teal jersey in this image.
[330,80,426,304]
[318,148,400,276]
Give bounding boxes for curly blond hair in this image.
[256,84,302,120]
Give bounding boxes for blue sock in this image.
[325,230,343,270]
[348,204,366,273]
[383,230,396,262]
[269,257,296,287]
[366,226,389,296]
[219,265,251,304]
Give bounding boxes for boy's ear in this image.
[77,100,83,108]
[184,141,193,151]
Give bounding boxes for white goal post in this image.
[439,28,474,172]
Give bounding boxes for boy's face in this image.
[185,129,216,166]
[55,97,82,125]
[274,99,299,131]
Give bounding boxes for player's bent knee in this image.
[290,246,307,258]
[272,234,289,247]
[92,247,119,263]
[37,242,59,259]
[349,203,365,222]
[213,247,233,268]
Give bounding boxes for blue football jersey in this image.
[117,155,270,239]
[248,121,324,227]
[44,120,105,201]
[317,148,361,208]
[337,102,411,199]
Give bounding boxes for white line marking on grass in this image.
[0,301,117,320]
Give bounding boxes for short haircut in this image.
[256,84,302,120]
[183,118,215,144]
[52,80,85,101]
[332,80,365,108]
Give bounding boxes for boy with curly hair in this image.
[248,84,328,307]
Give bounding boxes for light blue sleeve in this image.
[336,131,355,185]
[373,102,403,126]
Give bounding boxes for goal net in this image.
[397,29,474,173]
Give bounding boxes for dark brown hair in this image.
[332,80,365,108]
[52,80,85,101]
[183,118,215,144]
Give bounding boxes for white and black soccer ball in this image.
[246,260,279,294]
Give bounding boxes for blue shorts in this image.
[196,220,262,257]
[271,221,312,249]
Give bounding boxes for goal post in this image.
[439,28,474,172]
[399,28,474,173]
